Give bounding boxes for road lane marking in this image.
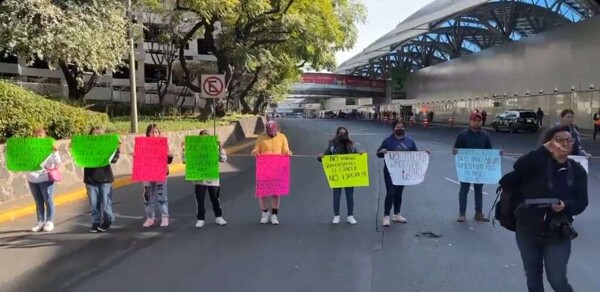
[444,177,489,195]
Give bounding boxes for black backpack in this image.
[490,171,520,232]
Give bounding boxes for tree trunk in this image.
[59,60,98,101]
[252,94,266,114]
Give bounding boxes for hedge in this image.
[0,81,111,143]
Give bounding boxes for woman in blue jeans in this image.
[84,127,120,233]
[142,124,173,228]
[26,128,61,232]
[318,126,364,225]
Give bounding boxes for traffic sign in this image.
[201,74,226,98]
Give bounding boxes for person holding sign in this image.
[83,127,120,233]
[509,126,588,292]
[24,128,61,232]
[251,121,292,225]
[377,120,427,227]
[182,130,228,228]
[452,112,495,223]
[141,124,174,228]
[318,126,364,225]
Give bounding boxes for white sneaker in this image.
[332,216,340,224]
[31,222,44,232]
[195,220,205,228]
[215,217,227,226]
[260,212,270,224]
[382,216,391,227]
[392,214,407,223]
[346,216,357,225]
[270,214,279,225]
[43,221,54,232]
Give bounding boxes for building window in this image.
[113,61,138,79]
[27,57,50,69]
[144,64,167,83]
[0,52,18,64]
[197,38,213,54]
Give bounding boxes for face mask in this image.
[268,133,276,138]
[338,134,349,142]
[394,129,405,136]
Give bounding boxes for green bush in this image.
[0,81,111,142]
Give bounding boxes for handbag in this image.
[45,167,63,182]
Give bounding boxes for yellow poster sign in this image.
[322,154,369,188]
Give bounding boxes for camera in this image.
[548,217,578,240]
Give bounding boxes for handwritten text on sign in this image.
[185,135,220,181]
[568,155,589,174]
[132,137,168,182]
[71,134,119,168]
[322,154,369,188]
[256,155,290,197]
[455,149,502,184]
[384,151,429,185]
[6,137,54,172]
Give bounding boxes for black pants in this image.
[383,171,405,216]
[594,124,600,140]
[195,185,223,220]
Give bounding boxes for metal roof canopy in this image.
[335,0,600,77]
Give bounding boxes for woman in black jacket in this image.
[318,127,363,225]
[512,125,588,292]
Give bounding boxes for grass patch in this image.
[109,113,256,134]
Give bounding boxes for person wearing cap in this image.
[452,112,494,222]
[251,121,293,225]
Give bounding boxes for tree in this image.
[139,0,195,111]
[174,0,366,117]
[0,0,129,100]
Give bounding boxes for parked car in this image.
[491,109,539,133]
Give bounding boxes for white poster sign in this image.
[568,155,589,174]
[384,151,429,186]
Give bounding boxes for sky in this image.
[335,0,436,67]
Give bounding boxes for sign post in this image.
[201,74,226,135]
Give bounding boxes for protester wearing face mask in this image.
[318,127,364,225]
[251,121,292,225]
[508,125,588,292]
[377,120,423,226]
[452,112,494,223]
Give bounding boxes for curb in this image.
[0,139,256,225]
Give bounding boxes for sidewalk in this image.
[0,138,257,225]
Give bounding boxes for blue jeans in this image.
[333,188,354,216]
[516,233,573,292]
[458,182,483,214]
[86,183,114,224]
[143,181,169,218]
[28,181,55,222]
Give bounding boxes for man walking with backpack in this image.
[453,112,493,222]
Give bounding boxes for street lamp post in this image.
[127,0,138,133]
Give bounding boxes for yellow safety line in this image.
[0,139,256,224]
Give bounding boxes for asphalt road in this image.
[1,119,599,292]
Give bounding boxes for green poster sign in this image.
[71,134,120,168]
[6,137,55,171]
[391,68,409,99]
[185,135,220,181]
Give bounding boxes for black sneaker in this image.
[90,223,99,233]
[98,221,112,232]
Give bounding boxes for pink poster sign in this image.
[132,137,169,182]
[256,155,290,197]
